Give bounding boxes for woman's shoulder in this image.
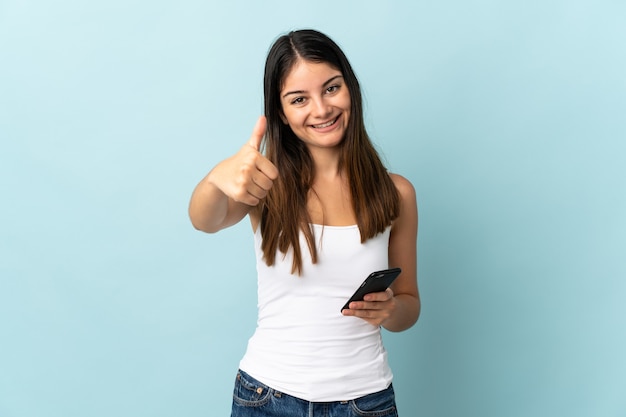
[388,173,416,200]
[388,173,418,232]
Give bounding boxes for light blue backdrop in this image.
[1,1,624,416]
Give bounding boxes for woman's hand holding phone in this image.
[341,287,398,327]
[341,268,401,327]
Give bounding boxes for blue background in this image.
[1,1,625,416]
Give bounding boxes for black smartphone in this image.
[341,267,402,312]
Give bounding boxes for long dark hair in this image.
[259,29,399,274]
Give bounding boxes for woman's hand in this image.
[341,288,397,327]
[207,116,278,206]
[188,116,278,233]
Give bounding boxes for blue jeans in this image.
[230,370,399,417]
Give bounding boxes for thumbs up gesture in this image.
[209,116,279,206]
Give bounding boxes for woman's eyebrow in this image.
[282,75,344,99]
[323,75,344,87]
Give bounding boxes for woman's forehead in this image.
[281,60,343,90]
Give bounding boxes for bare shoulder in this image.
[389,172,418,233]
[389,173,417,203]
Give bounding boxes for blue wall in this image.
[1,1,624,416]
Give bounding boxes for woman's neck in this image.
[307,172,356,226]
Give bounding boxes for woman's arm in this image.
[384,173,420,331]
[188,116,278,233]
[341,173,420,332]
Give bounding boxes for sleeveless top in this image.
[238,224,393,401]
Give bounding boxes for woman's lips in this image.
[311,116,339,129]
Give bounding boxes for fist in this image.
[210,116,279,206]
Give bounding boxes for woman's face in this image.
[279,59,351,152]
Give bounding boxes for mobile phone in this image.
[341,267,402,312]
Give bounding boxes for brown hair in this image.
[259,29,399,274]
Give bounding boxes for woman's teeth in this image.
[313,118,336,128]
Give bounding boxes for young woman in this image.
[189,29,420,417]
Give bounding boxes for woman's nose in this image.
[311,97,332,118]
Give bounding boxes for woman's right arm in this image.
[188,116,278,233]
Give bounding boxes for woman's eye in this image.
[291,97,305,105]
[326,85,339,94]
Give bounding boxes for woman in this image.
[189,29,420,417]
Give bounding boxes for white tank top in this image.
[239,224,393,402]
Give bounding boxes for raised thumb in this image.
[248,115,267,151]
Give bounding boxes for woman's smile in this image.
[311,115,340,130]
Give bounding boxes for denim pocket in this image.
[349,384,398,417]
[232,370,273,407]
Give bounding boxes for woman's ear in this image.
[280,111,288,125]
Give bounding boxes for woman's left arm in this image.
[342,174,420,331]
[384,174,420,331]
